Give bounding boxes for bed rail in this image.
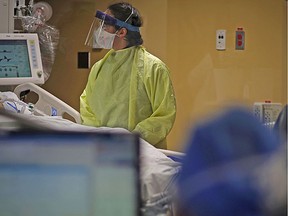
[14,83,81,124]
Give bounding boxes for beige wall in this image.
[41,0,287,151]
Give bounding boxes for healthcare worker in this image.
[80,2,176,149]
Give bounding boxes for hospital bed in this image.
[0,82,183,216]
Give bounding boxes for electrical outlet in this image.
[216,29,226,50]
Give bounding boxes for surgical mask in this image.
[93,27,116,49]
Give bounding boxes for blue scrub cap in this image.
[95,10,140,32]
[177,108,282,216]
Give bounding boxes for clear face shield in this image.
[85,10,140,49]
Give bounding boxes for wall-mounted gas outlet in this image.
[235,28,245,50]
[216,29,226,50]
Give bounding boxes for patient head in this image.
[176,108,286,216]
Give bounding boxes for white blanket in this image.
[0,113,181,206]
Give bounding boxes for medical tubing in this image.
[0,97,33,114]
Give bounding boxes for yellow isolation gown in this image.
[80,46,176,149]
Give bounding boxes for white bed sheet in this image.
[0,113,181,209]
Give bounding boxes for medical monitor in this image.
[0,33,44,86]
[0,131,140,216]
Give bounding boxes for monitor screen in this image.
[0,33,44,86]
[0,40,31,78]
[0,131,140,216]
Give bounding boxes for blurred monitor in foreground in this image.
[0,131,140,216]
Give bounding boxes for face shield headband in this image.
[95,10,140,32]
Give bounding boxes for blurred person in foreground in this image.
[176,107,286,216]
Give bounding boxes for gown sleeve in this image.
[80,63,99,126]
[132,61,176,148]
